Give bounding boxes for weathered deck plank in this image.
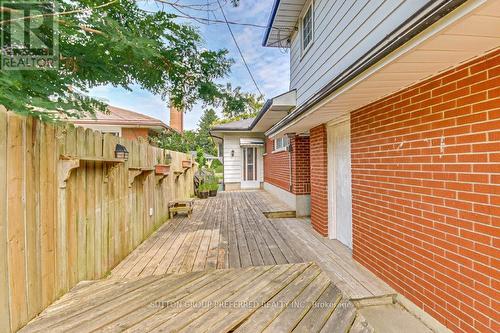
[20,263,372,333]
[109,191,393,300]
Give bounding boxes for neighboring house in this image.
[260,1,499,333]
[70,105,172,140]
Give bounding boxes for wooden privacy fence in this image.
[0,106,196,332]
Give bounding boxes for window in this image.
[301,2,314,52]
[218,143,223,157]
[273,136,289,152]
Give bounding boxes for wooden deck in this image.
[111,191,302,277]
[20,263,374,333]
[20,190,399,332]
[111,191,393,299]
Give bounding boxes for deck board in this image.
[109,191,393,299]
[19,191,411,332]
[21,263,372,333]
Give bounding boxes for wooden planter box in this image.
[182,160,192,169]
[155,164,170,175]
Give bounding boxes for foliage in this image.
[195,147,206,168]
[216,84,265,121]
[198,183,210,192]
[0,0,235,120]
[211,158,222,169]
[150,129,196,153]
[195,108,218,156]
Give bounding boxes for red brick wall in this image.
[264,138,290,191]
[291,136,311,194]
[310,125,328,236]
[264,136,311,195]
[351,50,499,333]
[170,105,183,133]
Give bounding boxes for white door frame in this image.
[241,146,260,189]
[327,116,352,247]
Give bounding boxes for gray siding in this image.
[290,0,431,106]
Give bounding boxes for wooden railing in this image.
[0,106,196,332]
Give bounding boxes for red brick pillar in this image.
[310,124,328,236]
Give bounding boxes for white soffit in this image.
[273,0,500,136]
[252,90,297,132]
[266,0,306,47]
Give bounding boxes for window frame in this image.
[301,0,314,56]
[273,136,289,153]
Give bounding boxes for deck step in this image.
[263,210,297,218]
[352,295,396,308]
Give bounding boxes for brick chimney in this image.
[169,103,184,133]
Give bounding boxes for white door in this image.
[328,119,353,248]
[241,147,260,189]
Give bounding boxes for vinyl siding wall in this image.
[222,133,264,185]
[290,0,431,106]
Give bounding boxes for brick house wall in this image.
[350,50,499,333]
[291,136,311,195]
[264,138,290,191]
[309,125,328,236]
[264,136,311,195]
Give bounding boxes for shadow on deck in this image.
[20,191,435,332]
[111,191,393,300]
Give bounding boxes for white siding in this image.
[290,0,430,106]
[223,135,242,184]
[222,133,265,184]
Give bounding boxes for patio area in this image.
[111,191,394,299]
[20,191,433,333]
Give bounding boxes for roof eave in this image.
[262,0,281,47]
[266,0,468,137]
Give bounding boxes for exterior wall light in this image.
[231,150,235,157]
[115,144,129,160]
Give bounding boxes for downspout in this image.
[210,133,225,190]
[286,134,295,193]
[288,144,293,192]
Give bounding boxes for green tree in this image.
[0,1,237,120]
[150,129,196,153]
[195,147,206,168]
[217,84,264,120]
[195,108,219,156]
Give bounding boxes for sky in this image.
[89,0,291,131]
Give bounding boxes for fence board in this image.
[94,131,103,278]
[39,123,56,309]
[76,126,87,280]
[85,129,96,280]
[0,107,196,332]
[0,106,10,332]
[65,125,78,288]
[7,112,28,331]
[25,116,42,319]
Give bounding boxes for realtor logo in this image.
[1,1,58,70]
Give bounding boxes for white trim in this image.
[327,124,335,240]
[300,0,314,57]
[327,114,350,127]
[272,147,287,153]
[327,119,352,247]
[270,0,488,137]
[272,136,289,152]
